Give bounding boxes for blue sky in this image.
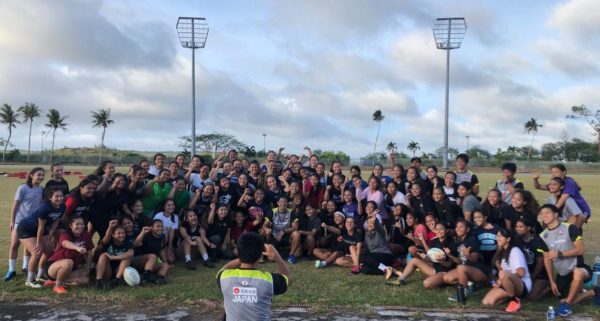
[0,0,599,157]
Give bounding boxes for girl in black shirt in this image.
[514,217,549,301]
[132,220,170,284]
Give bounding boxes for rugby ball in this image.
[123,267,141,287]
[427,247,446,263]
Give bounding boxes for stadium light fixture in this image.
[433,17,466,169]
[177,17,209,157]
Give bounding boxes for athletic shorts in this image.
[556,264,592,299]
[16,224,37,240]
[271,234,291,248]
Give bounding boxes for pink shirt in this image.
[356,187,385,218]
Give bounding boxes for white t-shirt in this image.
[189,173,213,190]
[153,212,179,232]
[500,247,532,292]
[546,196,583,222]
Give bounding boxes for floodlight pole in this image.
[177,17,208,157]
[191,19,196,157]
[433,17,466,170]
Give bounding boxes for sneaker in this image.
[557,302,572,317]
[153,276,167,285]
[22,268,28,273]
[43,280,56,287]
[203,260,215,268]
[351,266,360,274]
[314,260,325,268]
[594,286,600,306]
[95,280,105,291]
[505,298,521,313]
[53,285,68,294]
[25,281,42,288]
[185,260,196,270]
[4,271,16,282]
[287,255,297,264]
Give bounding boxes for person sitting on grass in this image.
[386,222,457,288]
[482,228,531,313]
[388,204,410,258]
[514,216,550,301]
[263,197,300,264]
[217,232,292,321]
[177,209,214,270]
[230,211,254,258]
[335,217,363,274]
[537,204,600,317]
[313,211,346,269]
[132,220,170,285]
[472,210,499,267]
[17,187,65,288]
[206,203,234,262]
[405,212,433,257]
[443,219,491,303]
[45,216,93,294]
[296,204,320,260]
[153,198,179,264]
[360,217,394,275]
[95,220,134,290]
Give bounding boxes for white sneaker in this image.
[25,281,42,288]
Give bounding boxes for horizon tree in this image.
[372,110,385,153]
[524,117,543,160]
[568,105,600,155]
[407,141,420,156]
[0,104,21,162]
[91,108,114,163]
[45,108,68,164]
[18,102,41,162]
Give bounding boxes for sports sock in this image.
[8,259,16,272]
[27,271,36,282]
[321,261,327,267]
[377,263,388,272]
[185,255,191,262]
[23,256,30,269]
[202,253,209,261]
[37,268,45,279]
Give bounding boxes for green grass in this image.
[0,164,599,317]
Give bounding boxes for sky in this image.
[1,0,599,158]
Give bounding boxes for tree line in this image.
[0,103,113,163]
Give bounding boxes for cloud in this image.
[0,0,175,70]
[548,0,600,46]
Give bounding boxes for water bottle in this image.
[594,256,600,272]
[546,306,555,320]
[467,281,475,296]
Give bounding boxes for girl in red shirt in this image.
[46,216,94,294]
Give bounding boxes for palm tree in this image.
[91,108,114,163]
[407,141,420,156]
[18,102,41,163]
[386,141,397,154]
[0,104,21,162]
[507,146,518,160]
[45,109,68,164]
[524,118,543,161]
[372,110,385,153]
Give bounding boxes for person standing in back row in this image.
[454,154,479,197]
[217,232,292,321]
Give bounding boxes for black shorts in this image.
[519,280,529,299]
[16,224,37,240]
[271,234,291,248]
[110,261,121,277]
[433,263,453,274]
[555,264,592,299]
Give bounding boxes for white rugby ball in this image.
[123,267,141,287]
[427,247,446,263]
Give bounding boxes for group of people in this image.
[4,147,599,318]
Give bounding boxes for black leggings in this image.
[360,251,394,275]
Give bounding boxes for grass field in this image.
[0,164,598,317]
